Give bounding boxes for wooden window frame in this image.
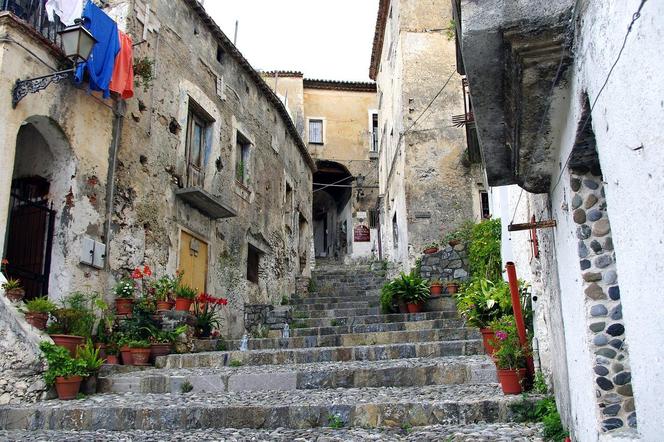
[235,131,251,186]
[185,107,209,188]
[308,118,324,145]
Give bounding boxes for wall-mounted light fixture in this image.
[12,19,97,108]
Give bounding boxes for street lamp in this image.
[12,20,97,108]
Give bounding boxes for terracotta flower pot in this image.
[446,283,459,294]
[480,328,496,356]
[105,354,119,365]
[54,375,82,400]
[174,298,193,312]
[497,368,527,394]
[156,300,173,312]
[115,298,134,316]
[5,288,25,302]
[423,247,439,255]
[130,348,151,366]
[150,343,172,363]
[406,302,423,313]
[25,312,49,330]
[397,298,408,314]
[430,284,443,297]
[50,334,85,357]
[120,346,134,365]
[448,239,461,247]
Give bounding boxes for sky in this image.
[204,1,379,82]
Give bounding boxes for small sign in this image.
[356,211,367,220]
[354,225,370,242]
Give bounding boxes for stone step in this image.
[0,385,537,431]
[297,310,459,328]
[291,300,378,311]
[295,307,381,318]
[0,423,546,441]
[291,295,380,305]
[99,356,497,394]
[297,291,381,301]
[291,318,466,337]
[229,328,479,351]
[157,339,483,368]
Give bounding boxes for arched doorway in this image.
[313,161,353,259]
[3,117,73,300]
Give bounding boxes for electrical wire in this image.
[404,70,456,136]
[312,175,354,193]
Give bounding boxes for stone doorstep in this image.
[0,385,536,431]
[227,328,480,351]
[98,357,497,394]
[291,318,466,337]
[291,295,381,305]
[156,339,484,369]
[292,301,379,311]
[299,310,460,328]
[298,307,382,318]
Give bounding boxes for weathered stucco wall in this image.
[109,1,314,338]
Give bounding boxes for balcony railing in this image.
[2,0,65,47]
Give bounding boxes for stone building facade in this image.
[0,0,315,340]
[457,0,664,440]
[262,73,380,262]
[369,0,483,269]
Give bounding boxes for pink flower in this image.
[131,268,143,279]
[143,265,152,277]
[495,331,508,341]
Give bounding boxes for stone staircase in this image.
[0,262,543,441]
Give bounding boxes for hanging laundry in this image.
[45,0,84,26]
[110,31,135,99]
[75,1,120,99]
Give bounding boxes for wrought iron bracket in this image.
[12,68,75,108]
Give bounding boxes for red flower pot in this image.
[423,247,439,255]
[54,376,82,400]
[497,368,527,394]
[120,346,133,365]
[174,298,193,312]
[130,348,151,366]
[106,354,119,365]
[50,334,85,357]
[25,312,49,330]
[156,301,173,312]
[397,299,408,314]
[446,283,459,294]
[5,288,25,302]
[150,343,172,363]
[406,302,423,313]
[480,328,496,356]
[115,298,134,316]
[430,284,443,297]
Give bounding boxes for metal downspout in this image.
[103,99,125,271]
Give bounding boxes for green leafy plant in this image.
[330,319,343,327]
[192,293,228,338]
[128,339,151,349]
[280,296,290,306]
[133,56,154,92]
[148,325,188,344]
[423,241,439,250]
[23,297,57,313]
[114,278,135,299]
[446,19,456,41]
[380,280,397,314]
[488,315,528,369]
[152,274,180,302]
[455,277,512,328]
[229,359,243,367]
[307,279,317,293]
[468,219,502,281]
[175,284,197,300]
[39,342,87,385]
[327,414,345,429]
[250,324,269,339]
[1,278,22,290]
[180,380,194,393]
[215,339,227,351]
[293,311,307,319]
[511,396,568,441]
[77,340,104,374]
[533,371,548,395]
[391,271,430,305]
[443,220,474,245]
[290,321,307,329]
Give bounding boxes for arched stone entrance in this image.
[3,116,74,300]
[312,161,353,259]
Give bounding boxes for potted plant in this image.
[454,278,512,356]
[391,271,430,313]
[174,284,197,312]
[148,325,187,363]
[39,342,87,400]
[446,280,460,295]
[47,293,95,357]
[2,278,25,302]
[429,278,444,298]
[21,297,57,330]
[153,274,178,312]
[114,278,135,316]
[77,340,104,395]
[193,294,227,338]
[105,344,119,365]
[128,339,152,366]
[423,242,439,255]
[489,315,528,394]
[117,335,134,366]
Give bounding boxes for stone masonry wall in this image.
[420,243,470,282]
[571,171,635,431]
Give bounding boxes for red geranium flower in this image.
[143,265,152,277]
[218,298,228,306]
[131,268,143,279]
[1,258,8,265]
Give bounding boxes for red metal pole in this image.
[505,261,535,380]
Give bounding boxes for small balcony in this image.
[175,187,237,220]
[2,0,65,47]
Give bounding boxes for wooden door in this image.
[178,231,208,293]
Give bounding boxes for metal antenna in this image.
[233,20,239,46]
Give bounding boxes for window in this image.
[216,45,224,64]
[185,107,208,187]
[368,209,379,229]
[392,213,398,248]
[309,119,323,144]
[235,131,251,186]
[480,191,490,219]
[371,113,379,152]
[246,244,261,284]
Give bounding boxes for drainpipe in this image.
[506,261,535,380]
[103,99,125,271]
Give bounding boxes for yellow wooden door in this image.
[178,231,208,293]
